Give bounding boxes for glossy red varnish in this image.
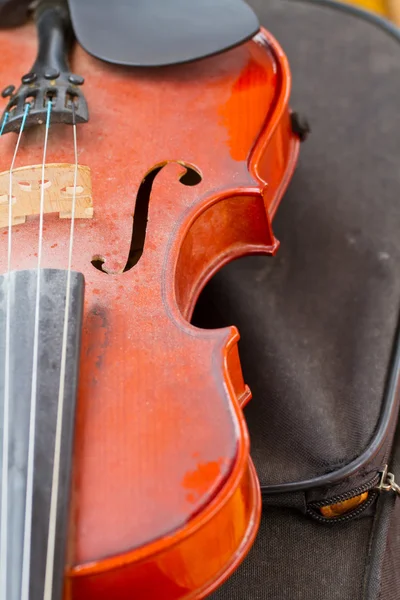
[0,23,299,599]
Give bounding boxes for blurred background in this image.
[345,0,400,24]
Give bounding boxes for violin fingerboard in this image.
[0,268,84,600]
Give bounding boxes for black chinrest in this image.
[67,0,260,67]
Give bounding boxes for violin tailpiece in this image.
[0,0,89,134]
[0,163,94,227]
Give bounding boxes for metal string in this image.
[0,102,31,600]
[43,105,79,600]
[20,100,53,600]
[0,112,9,136]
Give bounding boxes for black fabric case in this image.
[192,1,400,598]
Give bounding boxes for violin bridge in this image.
[0,163,93,228]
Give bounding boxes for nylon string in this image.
[0,102,31,600]
[43,105,79,600]
[21,100,53,600]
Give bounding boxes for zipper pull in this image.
[376,465,400,496]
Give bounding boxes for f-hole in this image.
[91,162,202,274]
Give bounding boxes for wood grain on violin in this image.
[0,9,300,600]
[0,163,93,226]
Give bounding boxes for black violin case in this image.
[195,1,400,598]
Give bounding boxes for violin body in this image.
[0,17,299,600]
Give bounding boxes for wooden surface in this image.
[343,0,400,24]
[0,163,93,226]
[387,0,400,23]
[343,0,387,15]
[0,23,299,599]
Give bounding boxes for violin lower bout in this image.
[67,460,260,600]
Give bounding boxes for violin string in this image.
[21,99,52,600]
[0,102,31,600]
[0,112,9,136]
[43,104,79,600]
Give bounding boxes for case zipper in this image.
[306,465,399,524]
[375,464,400,496]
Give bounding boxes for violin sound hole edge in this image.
[90,161,202,275]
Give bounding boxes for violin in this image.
[0,1,304,598]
